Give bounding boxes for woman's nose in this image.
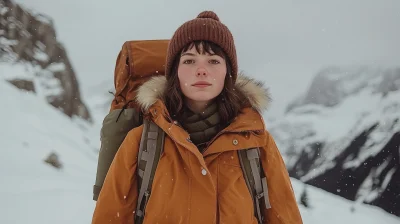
[196,68,208,76]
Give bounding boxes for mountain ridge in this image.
[0,0,91,121]
[271,65,400,216]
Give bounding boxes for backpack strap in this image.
[135,119,165,223]
[238,148,271,224]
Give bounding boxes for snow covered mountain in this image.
[0,0,91,121]
[270,66,400,217]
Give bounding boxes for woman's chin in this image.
[186,93,216,103]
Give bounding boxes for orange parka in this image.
[92,74,303,224]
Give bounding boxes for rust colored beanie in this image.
[165,11,238,83]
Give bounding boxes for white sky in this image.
[14,0,400,117]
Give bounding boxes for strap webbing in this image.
[135,120,165,223]
[238,148,271,224]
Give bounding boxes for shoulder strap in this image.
[135,119,165,223]
[238,148,271,224]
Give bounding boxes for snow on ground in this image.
[0,55,65,100]
[0,79,399,223]
[291,178,400,223]
[0,80,98,224]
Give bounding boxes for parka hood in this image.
[135,72,271,113]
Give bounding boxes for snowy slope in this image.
[291,179,400,224]
[270,66,400,217]
[1,79,400,223]
[0,80,98,223]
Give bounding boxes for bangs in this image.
[181,40,226,59]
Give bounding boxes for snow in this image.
[1,79,399,223]
[35,13,53,26]
[269,67,400,217]
[291,179,400,224]
[0,36,18,45]
[34,69,64,97]
[300,161,336,182]
[0,80,98,223]
[1,58,65,99]
[33,48,49,62]
[47,62,66,72]
[273,78,400,162]
[285,88,383,141]
[0,61,35,80]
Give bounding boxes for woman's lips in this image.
[192,81,211,87]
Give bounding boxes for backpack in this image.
[93,40,271,224]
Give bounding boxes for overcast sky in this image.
[14,0,400,117]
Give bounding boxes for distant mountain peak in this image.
[0,0,91,121]
[271,65,400,217]
[286,66,400,114]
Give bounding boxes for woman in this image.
[92,11,302,224]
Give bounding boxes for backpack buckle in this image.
[256,192,264,200]
[136,209,143,217]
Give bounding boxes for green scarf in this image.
[178,102,223,152]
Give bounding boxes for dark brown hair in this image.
[163,40,245,124]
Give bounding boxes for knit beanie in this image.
[165,11,238,83]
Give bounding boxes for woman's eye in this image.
[183,59,194,64]
[209,59,220,64]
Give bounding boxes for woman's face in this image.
[177,44,227,110]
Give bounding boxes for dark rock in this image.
[0,0,92,121]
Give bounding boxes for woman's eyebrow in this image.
[181,52,196,57]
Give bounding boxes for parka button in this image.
[201,168,207,175]
[233,139,238,145]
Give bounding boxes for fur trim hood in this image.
[135,72,271,113]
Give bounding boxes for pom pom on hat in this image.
[197,11,220,21]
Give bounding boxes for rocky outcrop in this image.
[0,0,91,121]
[289,124,400,216]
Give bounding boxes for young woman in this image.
[92,11,302,224]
